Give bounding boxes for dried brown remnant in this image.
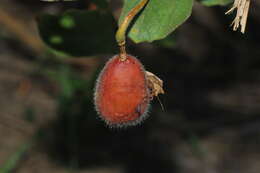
[225,0,250,33]
[146,71,165,99]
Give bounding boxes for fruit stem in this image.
[116,0,149,61]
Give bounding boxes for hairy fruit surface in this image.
[94,54,150,127]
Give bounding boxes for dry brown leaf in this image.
[146,71,165,99]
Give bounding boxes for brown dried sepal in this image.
[146,71,165,99]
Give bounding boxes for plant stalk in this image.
[116,0,149,61]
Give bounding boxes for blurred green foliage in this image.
[0,142,33,173]
[91,0,109,9]
[37,10,117,57]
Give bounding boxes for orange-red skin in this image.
[94,55,150,127]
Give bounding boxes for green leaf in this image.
[37,10,117,57]
[199,0,232,6]
[119,0,193,43]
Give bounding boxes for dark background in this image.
[1,0,260,173]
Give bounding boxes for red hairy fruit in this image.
[94,54,150,128]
